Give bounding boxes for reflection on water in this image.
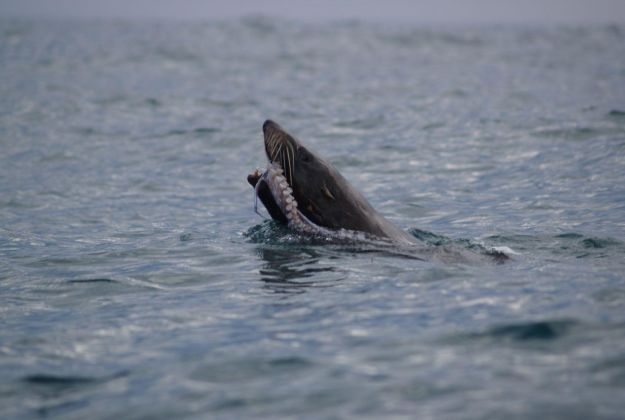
[256,246,337,291]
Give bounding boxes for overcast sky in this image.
[1,0,625,24]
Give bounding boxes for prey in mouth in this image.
[247,120,415,244]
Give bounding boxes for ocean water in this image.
[1,17,625,419]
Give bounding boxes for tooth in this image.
[279,182,288,189]
[286,197,293,204]
[286,204,293,212]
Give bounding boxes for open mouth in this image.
[247,166,287,223]
[248,121,326,236]
[248,120,346,239]
[247,119,300,223]
[248,161,337,240]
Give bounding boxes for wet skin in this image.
[249,120,414,244]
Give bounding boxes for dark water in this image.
[1,17,625,419]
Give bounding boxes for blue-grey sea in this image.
[1,17,625,419]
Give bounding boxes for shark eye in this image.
[300,149,310,162]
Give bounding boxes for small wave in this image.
[23,370,129,387]
[608,109,625,118]
[23,374,97,385]
[411,229,510,262]
[244,220,294,244]
[554,232,584,239]
[532,125,603,141]
[581,237,622,249]
[560,234,623,258]
[190,355,313,384]
[408,228,451,246]
[485,320,575,341]
[449,320,577,345]
[488,246,520,256]
[239,15,279,35]
[68,278,118,284]
[144,98,160,107]
[485,233,624,259]
[378,28,484,48]
[179,233,193,242]
[267,356,314,368]
[162,127,220,137]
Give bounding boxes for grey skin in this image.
[248,120,415,244]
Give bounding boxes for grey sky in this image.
[1,0,625,24]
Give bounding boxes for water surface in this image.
[1,18,625,419]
